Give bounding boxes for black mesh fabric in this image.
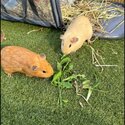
[1,0,64,29]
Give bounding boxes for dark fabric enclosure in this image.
[1,0,64,29]
[1,0,124,39]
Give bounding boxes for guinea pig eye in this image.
[42,70,46,73]
[69,44,72,48]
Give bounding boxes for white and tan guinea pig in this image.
[60,15,93,55]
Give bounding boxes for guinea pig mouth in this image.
[42,73,54,78]
[44,68,54,78]
[61,47,68,55]
[62,50,71,55]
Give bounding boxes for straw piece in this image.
[61,1,124,33]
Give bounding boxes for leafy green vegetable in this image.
[51,55,100,108]
[82,80,91,89]
[86,88,93,102]
[61,82,73,89]
[57,62,62,71]
[63,99,69,103]
[60,57,71,65]
[51,71,62,86]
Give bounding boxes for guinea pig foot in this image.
[4,70,12,77]
[26,74,32,77]
[89,37,98,44]
[87,39,93,44]
[7,74,12,78]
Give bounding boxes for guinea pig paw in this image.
[26,74,32,77]
[7,73,12,78]
[87,39,93,44]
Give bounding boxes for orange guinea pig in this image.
[1,46,54,78]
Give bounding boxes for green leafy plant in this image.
[51,55,100,108]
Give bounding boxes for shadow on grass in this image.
[42,28,62,53]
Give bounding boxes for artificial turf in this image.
[1,20,124,125]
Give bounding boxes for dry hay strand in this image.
[88,45,118,72]
[61,0,124,33]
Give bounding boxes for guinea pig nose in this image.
[42,70,46,73]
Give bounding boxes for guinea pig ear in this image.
[32,65,37,71]
[40,53,46,60]
[60,35,64,40]
[71,37,79,43]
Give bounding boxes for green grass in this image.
[1,20,124,125]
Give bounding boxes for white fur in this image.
[60,15,93,55]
